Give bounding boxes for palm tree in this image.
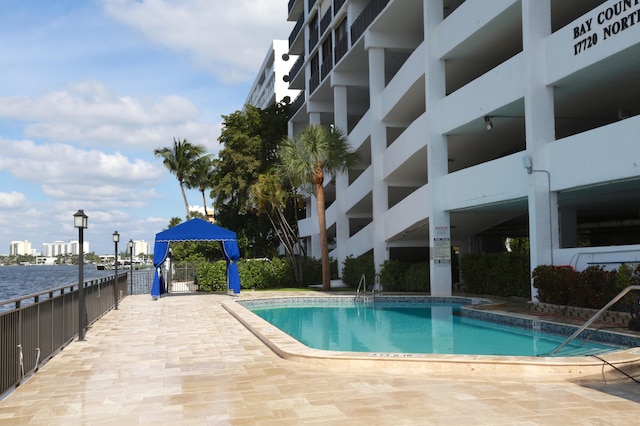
[249,169,304,284]
[278,124,359,290]
[186,155,215,220]
[154,138,206,220]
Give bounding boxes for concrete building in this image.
[130,240,151,260]
[9,240,32,256]
[245,40,300,109]
[283,0,640,299]
[42,240,89,256]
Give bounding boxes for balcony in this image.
[309,25,319,51]
[290,91,305,115]
[334,0,346,14]
[321,55,333,81]
[351,0,391,44]
[288,53,305,82]
[289,14,304,49]
[309,72,320,93]
[320,6,333,36]
[334,36,349,64]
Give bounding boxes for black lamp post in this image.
[74,209,88,341]
[113,231,119,310]
[128,239,134,295]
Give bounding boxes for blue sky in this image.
[0,0,291,255]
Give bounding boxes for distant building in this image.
[42,240,89,256]
[35,257,56,265]
[245,40,300,109]
[9,240,31,256]
[129,240,150,260]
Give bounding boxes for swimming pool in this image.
[244,297,622,357]
[225,295,640,377]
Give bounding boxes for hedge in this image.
[458,252,530,297]
[533,264,640,310]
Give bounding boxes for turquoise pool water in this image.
[249,301,621,357]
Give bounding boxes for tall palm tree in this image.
[154,138,206,220]
[278,124,359,290]
[186,155,215,220]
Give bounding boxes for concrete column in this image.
[522,0,557,300]
[309,112,321,125]
[333,85,349,274]
[424,0,452,296]
[367,46,389,277]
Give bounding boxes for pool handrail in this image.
[550,285,640,355]
[356,273,366,297]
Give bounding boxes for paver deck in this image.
[1,291,639,425]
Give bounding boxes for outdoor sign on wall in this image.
[572,0,640,55]
[433,225,450,264]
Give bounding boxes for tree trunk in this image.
[201,190,209,217]
[315,166,331,291]
[180,182,191,220]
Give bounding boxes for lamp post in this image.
[113,231,119,310]
[128,239,134,295]
[74,209,88,341]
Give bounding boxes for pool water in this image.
[250,302,620,357]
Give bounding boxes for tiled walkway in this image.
[1,292,640,425]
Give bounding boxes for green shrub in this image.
[196,260,227,291]
[379,259,406,291]
[459,252,530,297]
[297,256,322,285]
[341,254,375,288]
[533,264,640,311]
[379,260,429,292]
[532,265,576,305]
[401,262,430,292]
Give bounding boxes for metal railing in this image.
[290,91,305,115]
[289,14,304,48]
[288,53,305,82]
[1,273,129,399]
[550,285,640,355]
[320,6,333,35]
[351,0,391,44]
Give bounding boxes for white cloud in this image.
[0,191,29,209]
[0,81,198,125]
[100,0,292,83]
[0,139,162,203]
[0,81,221,151]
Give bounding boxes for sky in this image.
[0,0,292,256]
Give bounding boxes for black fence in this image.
[0,272,132,399]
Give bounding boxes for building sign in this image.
[433,226,450,264]
[572,0,640,55]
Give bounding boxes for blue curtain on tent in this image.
[151,241,169,298]
[222,240,241,295]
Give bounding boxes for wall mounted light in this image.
[522,154,533,174]
[484,116,493,131]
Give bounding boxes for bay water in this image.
[0,264,113,303]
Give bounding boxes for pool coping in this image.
[223,295,640,378]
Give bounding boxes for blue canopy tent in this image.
[151,218,241,298]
